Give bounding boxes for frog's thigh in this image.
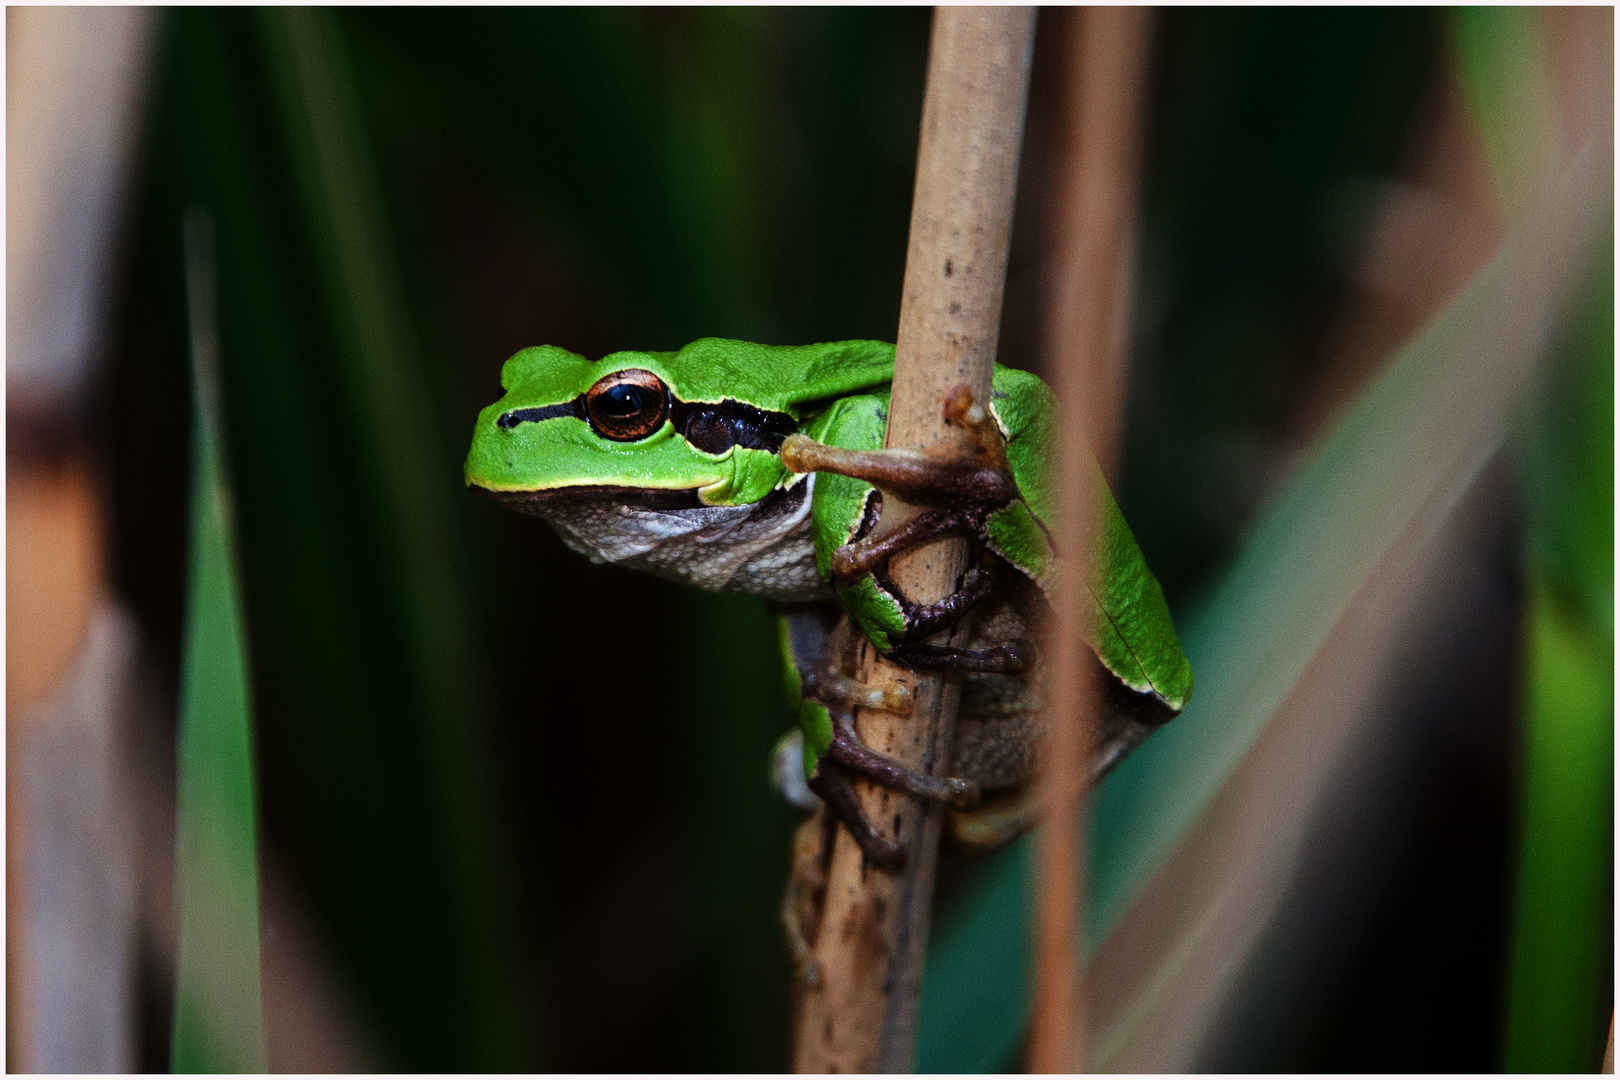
[951,709,1042,791]
[946,708,1166,854]
[946,672,1045,852]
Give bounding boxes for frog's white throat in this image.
[514,474,829,603]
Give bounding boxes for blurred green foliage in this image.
[1504,177,1614,1079]
[1505,160,1612,1080]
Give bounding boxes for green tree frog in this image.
[465,337,1192,873]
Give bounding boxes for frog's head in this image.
[465,338,895,511]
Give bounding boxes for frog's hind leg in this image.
[824,707,979,809]
[807,707,983,871]
[876,563,996,641]
[945,719,1159,853]
[807,761,907,870]
[889,639,1031,674]
[946,662,1179,853]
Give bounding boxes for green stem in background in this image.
[1449,7,1556,218]
[1502,221,1613,1077]
[171,211,267,1074]
[1452,9,1615,1069]
[1508,576,1614,1070]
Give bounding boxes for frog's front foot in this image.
[781,385,1021,644]
[808,706,981,871]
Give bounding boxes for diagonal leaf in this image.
[170,210,266,1074]
[917,125,1610,1072]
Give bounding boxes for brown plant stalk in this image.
[791,6,1036,1072]
[1030,7,1153,1074]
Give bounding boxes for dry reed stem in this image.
[791,7,1035,1072]
[1029,8,1153,1074]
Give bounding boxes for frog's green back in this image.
[664,338,896,415]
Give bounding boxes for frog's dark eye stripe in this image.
[496,400,585,429]
[496,368,798,452]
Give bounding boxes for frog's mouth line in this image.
[474,484,706,513]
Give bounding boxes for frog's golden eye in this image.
[584,369,669,441]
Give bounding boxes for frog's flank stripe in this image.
[669,398,799,454]
[499,393,799,454]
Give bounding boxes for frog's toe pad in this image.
[943,777,982,810]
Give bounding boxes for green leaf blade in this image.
[171,214,267,1074]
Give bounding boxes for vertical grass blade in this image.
[171,210,267,1073]
[1503,207,1613,1078]
[1451,11,1615,1066]
[1508,571,1614,1069]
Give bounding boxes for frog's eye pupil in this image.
[584,369,669,441]
[601,383,651,416]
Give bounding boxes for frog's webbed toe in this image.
[802,667,913,716]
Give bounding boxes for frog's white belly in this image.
[540,475,830,603]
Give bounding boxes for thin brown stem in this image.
[1030,7,1153,1074]
[791,7,1036,1072]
